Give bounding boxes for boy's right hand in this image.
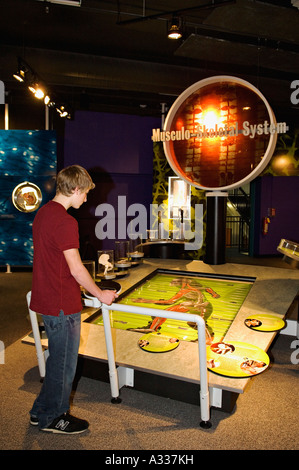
[98,289,118,306]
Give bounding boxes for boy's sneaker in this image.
[30,415,39,426]
[41,412,89,434]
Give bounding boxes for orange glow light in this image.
[176,119,184,130]
[201,108,220,129]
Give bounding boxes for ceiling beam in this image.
[116,0,235,25]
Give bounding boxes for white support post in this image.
[101,305,122,403]
[4,103,9,130]
[101,301,212,428]
[280,319,299,339]
[26,291,212,427]
[26,292,46,379]
[117,366,134,388]
[209,387,223,409]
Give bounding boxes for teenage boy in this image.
[29,165,118,434]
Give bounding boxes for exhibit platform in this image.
[22,258,299,418]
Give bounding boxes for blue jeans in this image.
[30,310,81,429]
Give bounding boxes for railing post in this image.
[101,302,212,428]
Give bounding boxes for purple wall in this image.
[64,111,161,255]
[253,176,299,255]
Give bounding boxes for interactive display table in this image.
[24,258,299,428]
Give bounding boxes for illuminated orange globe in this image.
[163,76,278,190]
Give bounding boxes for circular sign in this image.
[12,181,42,213]
[207,340,269,378]
[163,76,278,190]
[138,332,180,353]
[244,314,286,332]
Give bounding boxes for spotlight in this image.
[56,104,68,117]
[13,69,25,82]
[35,87,45,100]
[13,60,27,82]
[45,92,57,107]
[28,81,46,100]
[167,16,183,40]
[13,57,73,118]
[56,103,73,119]
[44,94,51,105]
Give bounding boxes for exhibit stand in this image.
[204,191,228,265]
[26,288,212,429]
[141,239,185,259]
[24,258,299,429]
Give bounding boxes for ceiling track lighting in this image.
[44,94,51,106]
[35,0,82,6]
[13,58,28,82]
[56,104,71,118]
[13,69,25,82]
[13,57,73,119]
[167,16,183,40]
[28,78,47,100]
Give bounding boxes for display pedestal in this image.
[204,191,228,265]
[142,240,185,259]
[23,258,299,426]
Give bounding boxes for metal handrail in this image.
[100,301,211,428]
[26,291,212,428]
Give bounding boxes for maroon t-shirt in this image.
[30,200,82,316]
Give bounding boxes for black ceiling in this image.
[1,0,299,117]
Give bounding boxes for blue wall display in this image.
[0,130,57,266]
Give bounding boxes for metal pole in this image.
[101,305,122,403]
[5,103,9,130]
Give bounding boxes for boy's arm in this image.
[63,248,118,305]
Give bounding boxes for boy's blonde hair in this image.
[56,165,95,196]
